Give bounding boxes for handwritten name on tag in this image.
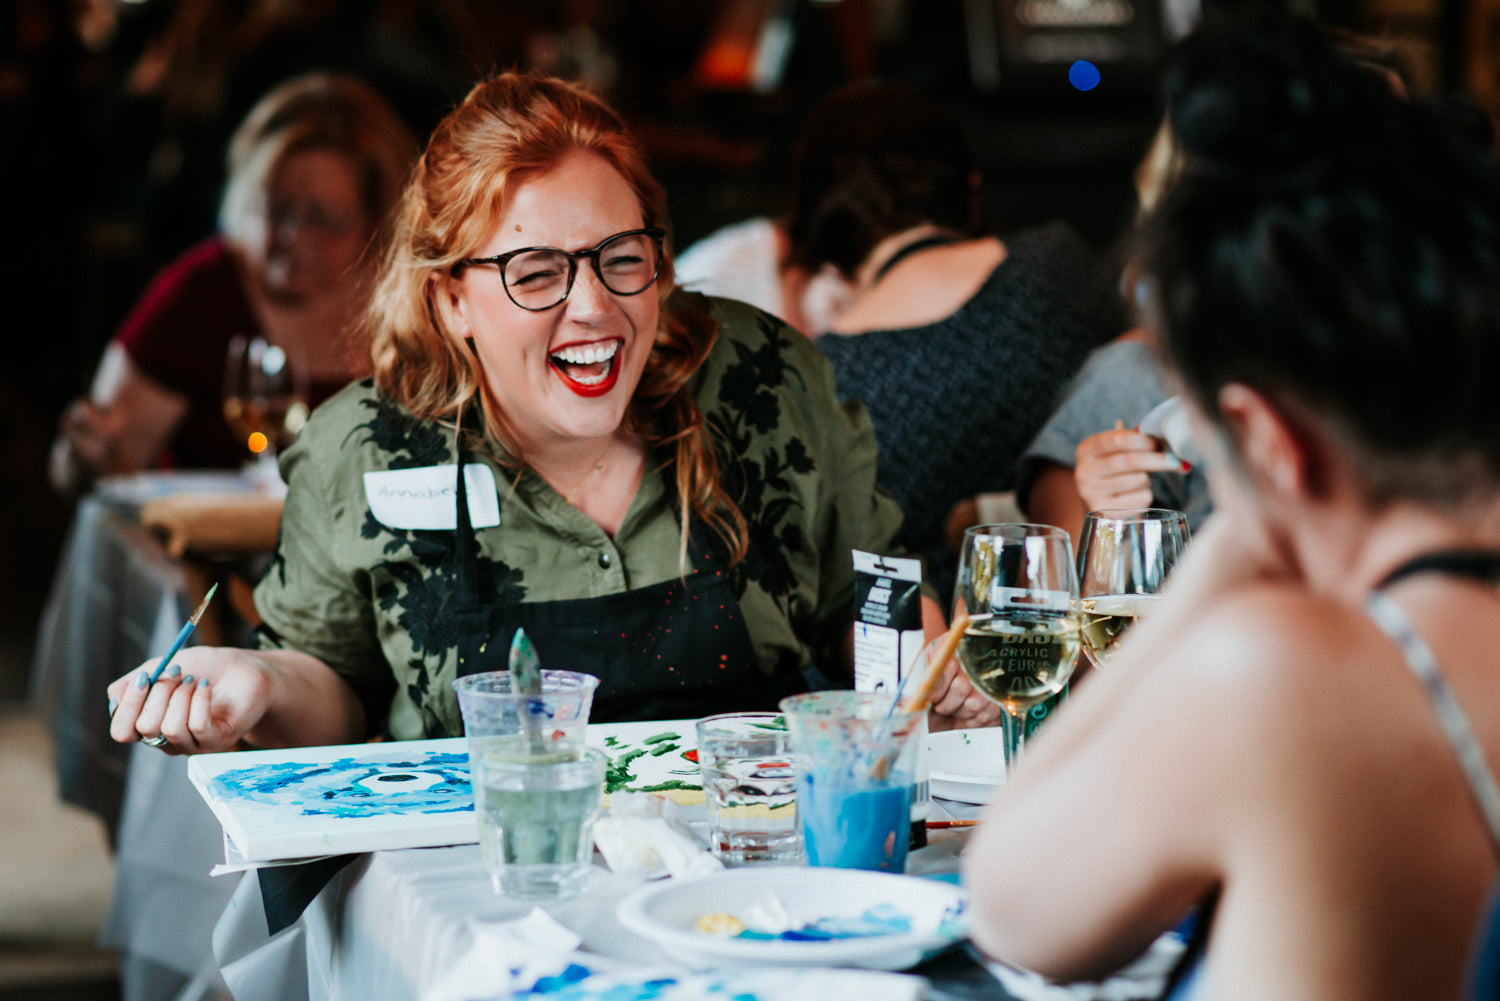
[363,464,500,531]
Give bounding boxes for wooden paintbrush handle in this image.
[900,610,970,714]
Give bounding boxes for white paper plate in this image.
[927,728,1006,805]
[616,867,966,970]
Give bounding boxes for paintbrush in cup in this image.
[508,627,548,756]
[868,610,970,779]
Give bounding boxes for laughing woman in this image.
[106,73,994,752]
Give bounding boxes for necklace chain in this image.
[562,439,615,506]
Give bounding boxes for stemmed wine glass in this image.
[953,523,1082,776]
[223,335,308,490]
[1076,508,1190,671]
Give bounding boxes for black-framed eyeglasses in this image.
[453,228,665,312]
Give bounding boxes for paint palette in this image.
[186,720,704,863]
[616,868,967,970]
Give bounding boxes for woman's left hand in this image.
[926,655,1002,729]
[918,594,1001,729]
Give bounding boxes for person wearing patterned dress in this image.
[106,73,997,753]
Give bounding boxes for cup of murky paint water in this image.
[469,748,607,898]
[453,670,603,897]
[452,670,600,759]
[779,691,922,873]
[695,712,802,866]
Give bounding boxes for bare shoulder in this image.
[1117,581,1405,775]
[1165,583,1389,706]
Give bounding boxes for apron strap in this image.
[452,408,479,605]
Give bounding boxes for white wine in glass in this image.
[1076,508,1190,670]
[954,523,1081,775]
[223,335,308,482]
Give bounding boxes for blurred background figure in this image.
[793,80,1123,601]
[1014,118,1211,543]
[673,214,853,337]
[49,72,417,496]
[1014,29,1420,544]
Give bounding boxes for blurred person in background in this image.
[50,72,417,495]
[1013,120,1211,543]
[794,80,1121,601]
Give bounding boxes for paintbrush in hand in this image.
[868,610,971,779]
[108,582,219,717]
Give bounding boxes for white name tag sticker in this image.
[363,463,500,531]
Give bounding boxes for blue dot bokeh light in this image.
[1069,60,1101,91]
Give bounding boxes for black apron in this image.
[450,443,801,723]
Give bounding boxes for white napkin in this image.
[421,908,581,1001]
[984,931,1187,1001]
[593,792,723,880]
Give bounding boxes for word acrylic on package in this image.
[187,721,703,866]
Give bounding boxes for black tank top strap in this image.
[871,233,960,283]
[1375,549,1500,591]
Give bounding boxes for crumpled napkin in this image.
[421,908,581,1001]
[594,793,722,880]
[983,931,1187,1001]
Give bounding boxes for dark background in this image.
[0,0,1479,701]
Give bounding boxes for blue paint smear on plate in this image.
[525,971,769,1000]
[209,752,472,819]
[737,904,913,941]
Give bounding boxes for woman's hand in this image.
[105,645,365,753]
[49,399,123,495]
[926,655,1002,730]
[107,646,273,755]
[918,594,1002,729]
[1074,424,1187,513]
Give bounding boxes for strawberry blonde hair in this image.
[366,73,747,560]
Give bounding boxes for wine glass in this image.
[953,523,1082,775]
[1076,508,1190,671]
[222,335,308,490]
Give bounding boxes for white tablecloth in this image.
[211,825,988,1001]
[30,487,244,1001]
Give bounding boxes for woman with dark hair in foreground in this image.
[965,14,1500,1000]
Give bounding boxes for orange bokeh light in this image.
[248,432,270,454]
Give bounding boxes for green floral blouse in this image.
[253,296,907,739]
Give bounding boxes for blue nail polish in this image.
[134,671,150,688]
[165,664,182,679]
[107,698,118,717]
[200,678,211,689]
[182,675,195,686]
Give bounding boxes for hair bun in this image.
[1164,13,1370,174]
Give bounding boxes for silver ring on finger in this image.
[140,734,169,748]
